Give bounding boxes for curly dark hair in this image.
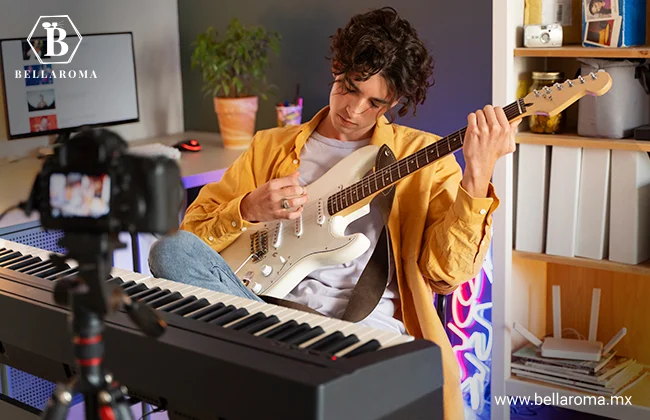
[328,7,435,121]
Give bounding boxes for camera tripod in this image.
[41,232,167,420]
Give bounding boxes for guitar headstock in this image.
[521,70,612,117]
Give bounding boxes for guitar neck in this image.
[327,98,526,215]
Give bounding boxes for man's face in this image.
[327,72,396,140]
[591,1,605,14]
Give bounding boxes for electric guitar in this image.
[219,71,613,298]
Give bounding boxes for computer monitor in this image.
[0,32,139,139]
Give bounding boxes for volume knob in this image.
[261,265,273,277]
[250,281,263,294]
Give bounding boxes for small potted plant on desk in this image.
[191,18,281,149]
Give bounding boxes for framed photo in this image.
[583,16,621,47]
[583,0,619,21]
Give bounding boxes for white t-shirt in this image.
[284,131,406,335]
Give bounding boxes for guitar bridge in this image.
[250,230,269,262]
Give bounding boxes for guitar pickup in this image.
[295,214,303,237]
[273,222,283,248]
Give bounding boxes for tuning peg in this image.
[590,72,598,79]
[554,82,563,91]
[567,79,574,87]
[579,75,586,84]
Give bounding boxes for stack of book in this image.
[512,344,648,396]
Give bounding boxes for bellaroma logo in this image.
[15,15,97,80]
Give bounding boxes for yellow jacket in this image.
[181,106,499,419]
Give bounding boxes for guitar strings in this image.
[270,101,522,238]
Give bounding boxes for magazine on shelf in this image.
[513,343,616,374]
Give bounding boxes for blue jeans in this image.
[148,230,264,302]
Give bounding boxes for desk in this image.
[0,131,243,229]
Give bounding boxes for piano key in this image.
[24,262,56,276]
[124,283,148,296]
[282,326,325,346]
[130,287,161,301]
[140,289,171,304]
[170,298,210,316]
[156,296,197,313]
[107,277,125,286]
[34,265,71,279]
[305,332,345,351]
[0,248,11,256]
[147,291,182,309]
[259,320,298,339]
[237,315,280,335]
[227,312,267,330]
[318,334,360,355]
[120,281,137,290]
[0,252,21,263]
[209,307,249,326]
[45,267,78,281]
[0,254,29,267]
[342,340,381,358]
[15,260,50,273]
[6,257,41,271]
[186,302,225,320]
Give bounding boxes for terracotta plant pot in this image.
[213,96,259,149]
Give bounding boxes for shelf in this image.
[516,132,650,152]
[506,374,650,420]
[512,250,650,276]
[514,46,650,58]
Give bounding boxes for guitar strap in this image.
[261,144,397,323]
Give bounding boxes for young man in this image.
[149,7,517,419]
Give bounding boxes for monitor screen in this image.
[0,32,139,139]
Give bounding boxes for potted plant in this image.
[191,19,281,149]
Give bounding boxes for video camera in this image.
[23,128,184,234]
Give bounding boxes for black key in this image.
[319,335,360,355]
[157,296,197,313]
[283,326,325,346]
[25,262,56,276]
[46,267,78,281]
[124,283,148,296]
[148,291,182,309]
[16,259,48,273]
[274,323,311,342]
[171,298,210,316]
[259,320,299,339]
[0,252,21,264]
[228,312,267,330]
[6,256,40,270]
[106,277,124,286]
[197,305,235,322]
[120,281,136,290]
[140,289,170,304]
[209,308,249,326]
[0,248,11,256]
[130,287,161,301]
[35,265,70,279]
[0,254,29,267]
[306,332,345,351]
[343,339,381,358]
[238,315,280,335]
[186,302,225,320]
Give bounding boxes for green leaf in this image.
[190,18,281,98]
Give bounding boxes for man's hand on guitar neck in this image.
[240,171,309,222]
[461,105,520,198]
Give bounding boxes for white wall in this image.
[0,0,184,159]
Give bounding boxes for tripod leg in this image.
[100,385,134,420]
[42,382,74,420]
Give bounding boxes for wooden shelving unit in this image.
[491,2,650,419]
[514,45,650,58]
[513,250,650,276]
[516,132,650,152]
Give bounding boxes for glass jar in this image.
[529,71,566,134]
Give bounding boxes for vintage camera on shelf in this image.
[524,23,563,47]
[22,127,184,234]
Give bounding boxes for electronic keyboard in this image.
[0,239,443,420]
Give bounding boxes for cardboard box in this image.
[582,0,646,47]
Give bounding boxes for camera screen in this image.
[49,173,111,218]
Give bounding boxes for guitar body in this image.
[219,145,381,298]
[218,71,614,298]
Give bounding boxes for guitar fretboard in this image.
[326,98,526,216]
